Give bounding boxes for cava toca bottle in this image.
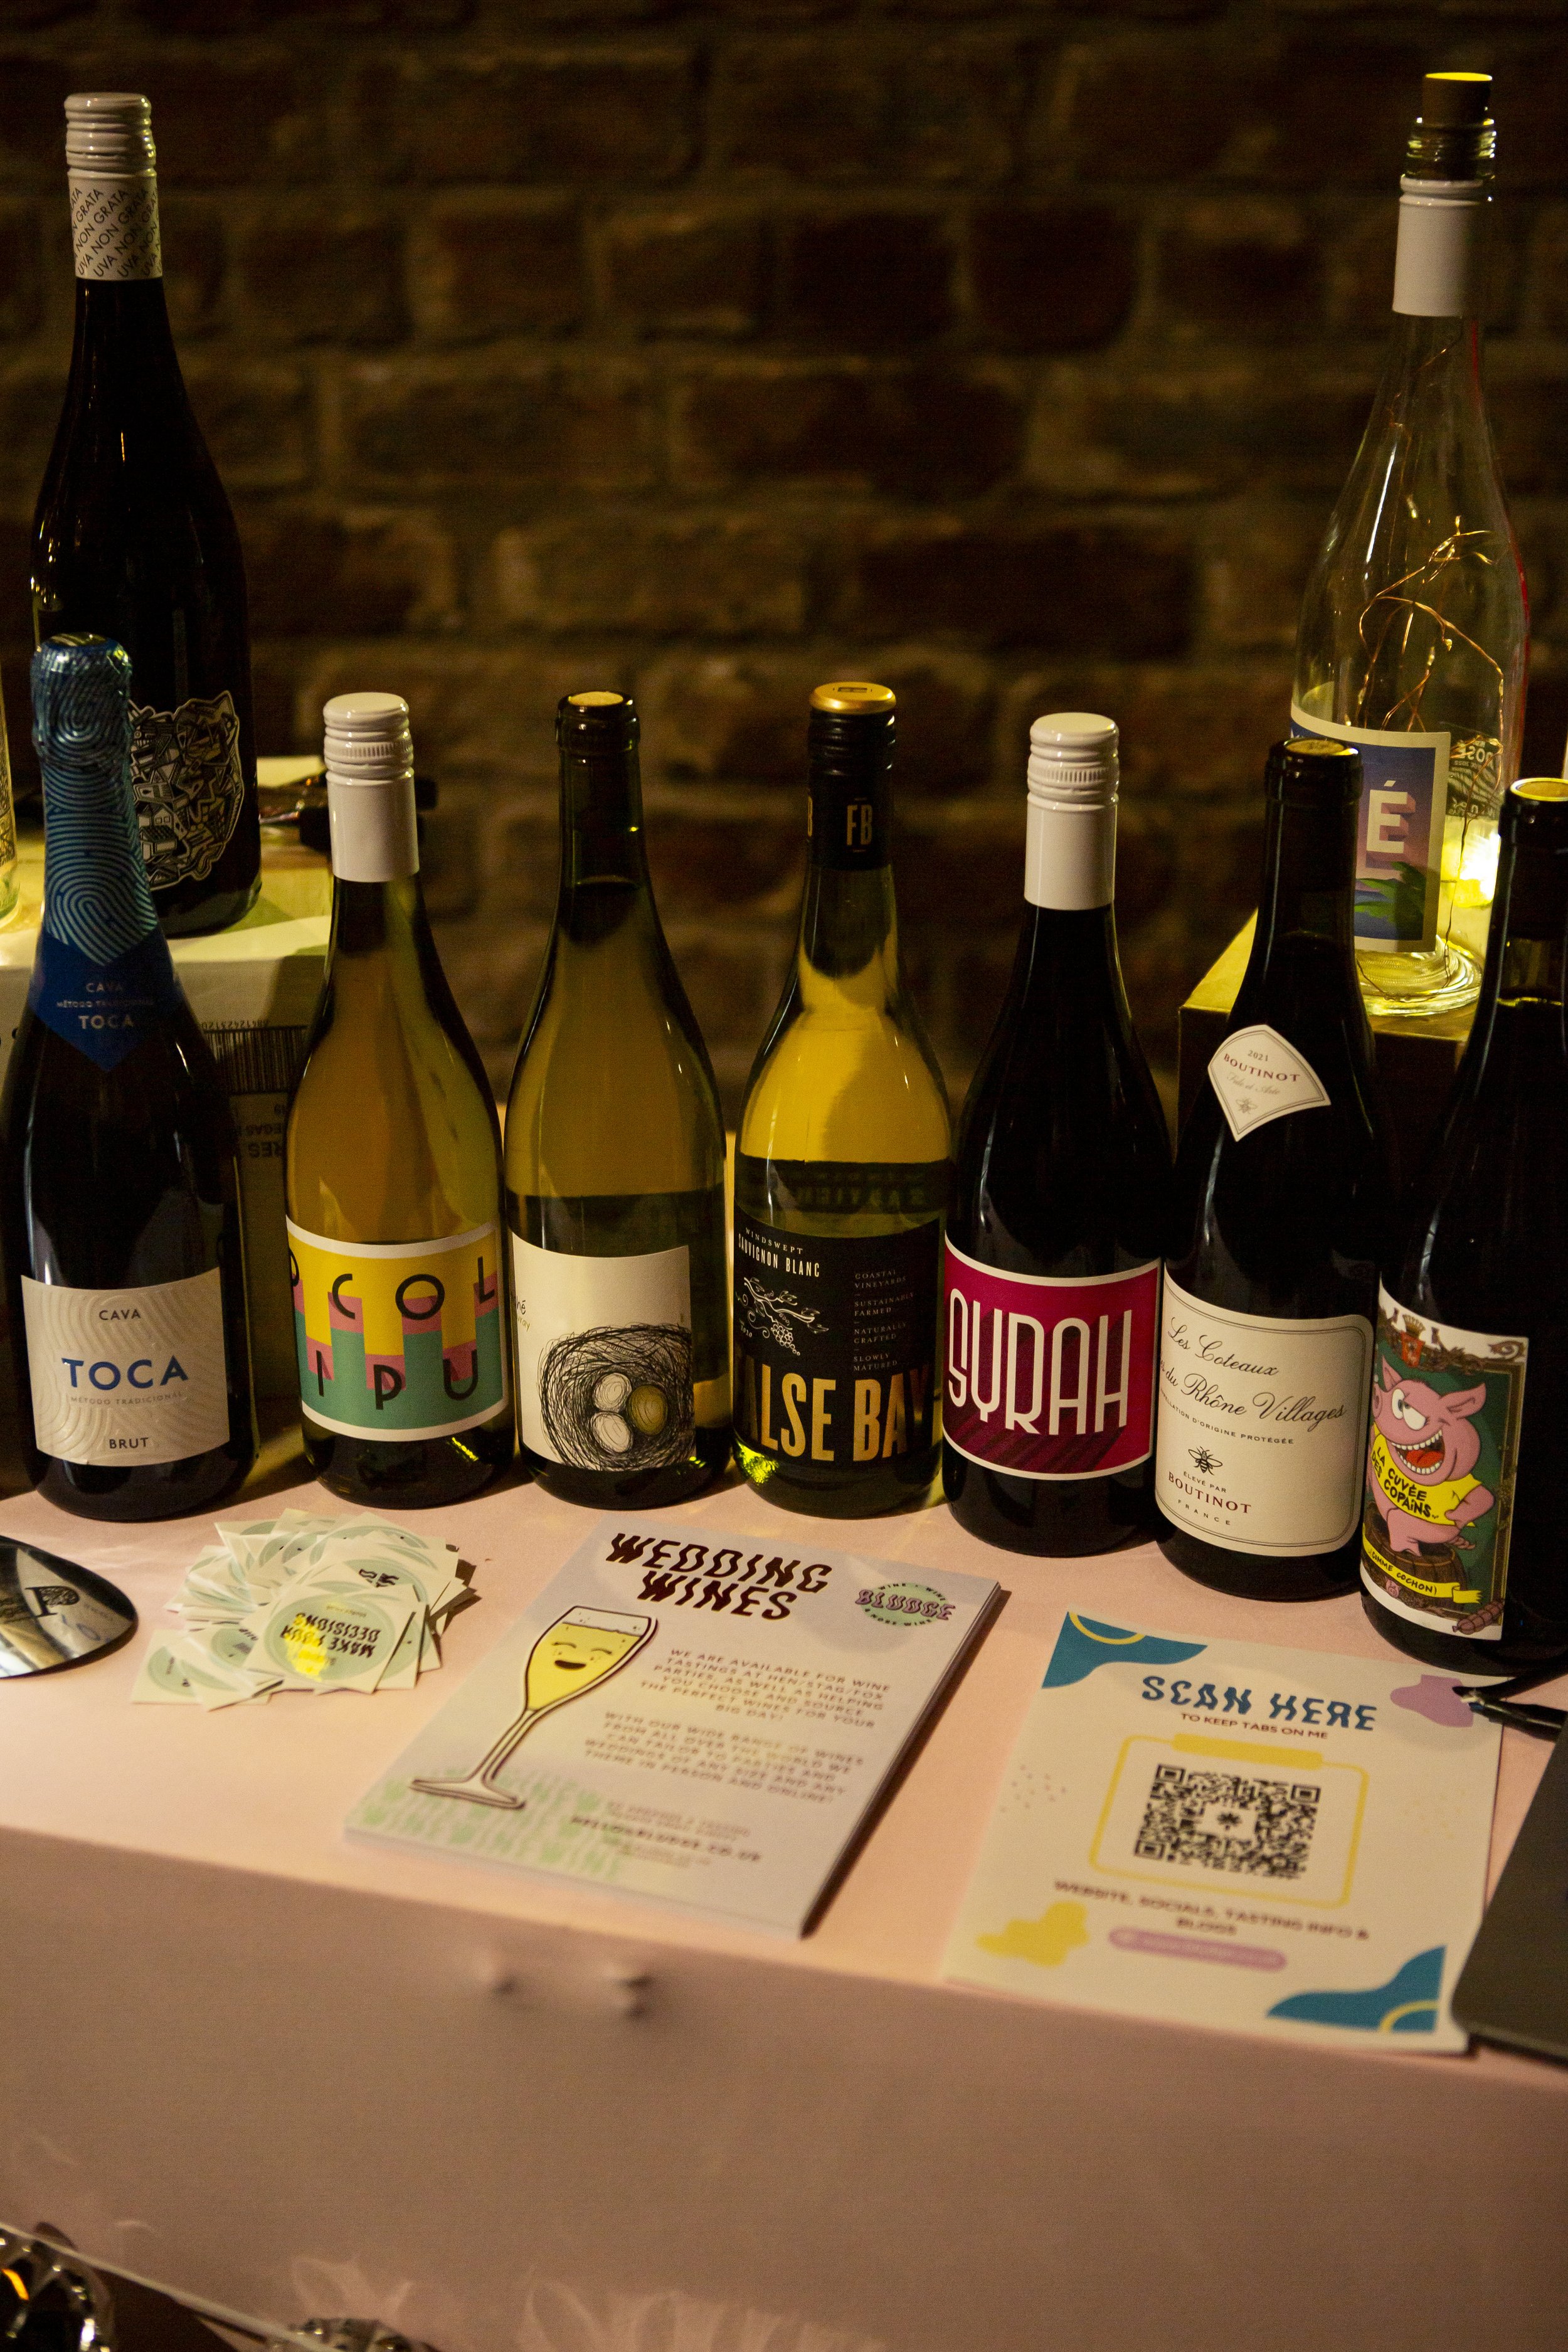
[734,683,950,1516]
[286,694,512,1506]
[504,691,731,1508]
[0,635,255,1518]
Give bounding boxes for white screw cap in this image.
[1027,711,1119,807]
[65,93,155,174]
[322,691,415,785]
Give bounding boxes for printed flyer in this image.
[349,1518,998,1934]
[946,1611,1500,2051]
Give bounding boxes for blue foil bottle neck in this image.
[32,632,161,963]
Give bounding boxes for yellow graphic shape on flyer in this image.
[1089,1734,1369,1909]
[526,1618,645,1712]
[977,1901,1090,1969]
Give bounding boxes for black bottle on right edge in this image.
[944,713,1171,1555]
[1362,780,1568,1672]
[1158,736,1394,1600]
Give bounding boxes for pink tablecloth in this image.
[0,1451,1563,2352]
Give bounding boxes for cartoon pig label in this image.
[1365,1362,1500,1623]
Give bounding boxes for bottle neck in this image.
[1244,792,1359,990]
[40,728,159,963]
[329,874,426,963]
[1025,794,1116,911]
[558,743,650,898]
[1461,832,1568,1094]
[800,757,897,1002]
[1392,178,1488,322]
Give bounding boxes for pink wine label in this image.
[943,1246,1158,1481]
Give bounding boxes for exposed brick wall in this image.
[0,1,1565,1120]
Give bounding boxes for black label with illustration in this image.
[733,1160,945,1473]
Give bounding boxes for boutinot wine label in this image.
[944,1246,1158,1480]
[1361,1288,1527,1643]
[21,1268,229,1465]
[511,1237,696,1474]
[1156,1274,1374,1556]
[289,1221,507,1441]
[1207,1025,1331,1142]
[733,1175,942,1475]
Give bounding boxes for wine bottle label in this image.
[807,771,890,869]
[1207,1025,1330,1142]
[68,175,162,282]
[132,693,246,891]
[510,1236,696,1472]
[1156,1274,1374,1556]
[733,1170,943,1476]
[288,1221,509,1442]
[1289,704,1449,955]
[943,1247,1158,1481]
[1360,1287,1528,1643]
[29,927,185,1072]
[21,1268,230,1466]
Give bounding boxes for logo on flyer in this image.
[856,1580,953,1628]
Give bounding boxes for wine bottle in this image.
[31,92,259,937]
[0,635,255,1520]
[285,694,512,1507]
[734,682,950,1517]
[1291,70,1527,1020]
[1158,736,1393,1599]
[505,691,729,1508]
[1362,779,1568,1671]
[944,714,1171,1557]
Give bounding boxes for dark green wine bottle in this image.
[1362,778,1568,1671]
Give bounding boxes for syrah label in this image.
[28,926,185,1071]
[21,1268,229,1466]
[943,1246,1158,1481]
[1155,1274,1374,1557]
[511,1235,694,1473]
[733,1177,942,1476]
[69,174,162,282]
[132,692,245,891]
[1208,1025,1330,1142]
[289,1221,508,1443]
[1360,1288,1528,1644]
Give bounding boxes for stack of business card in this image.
[134,1508,474,1710]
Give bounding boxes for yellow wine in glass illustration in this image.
[411,1606,655,1809]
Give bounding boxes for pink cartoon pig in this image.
[1367,1362,1494,1557]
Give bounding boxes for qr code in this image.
[1134,1764,1321,1880]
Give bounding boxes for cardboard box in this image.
[1178,917,1475,1183]
[0,834,330,1399]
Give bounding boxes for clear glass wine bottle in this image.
[1291,70,1527,1019]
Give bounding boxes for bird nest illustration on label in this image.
[538,1322,696,1472]
[130,691,245,888]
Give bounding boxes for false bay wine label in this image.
[511,1238,695,1473]
[21,1268,229,1465]
[1208,1025,1330,1142]
[132,692,245,889]
[733,1160,945,1476]
[1361,1288,1528,1643]
[1156,1274,1374,1556]
[943,1247,1158,1480]
[29,926,184,1072]
[288,1221,507,1441]
[69,177,162,281]
[1290,705,1449,954]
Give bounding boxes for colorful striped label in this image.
[288,1219,508,1441]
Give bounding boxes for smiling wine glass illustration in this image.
[411,1606,655,1809]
